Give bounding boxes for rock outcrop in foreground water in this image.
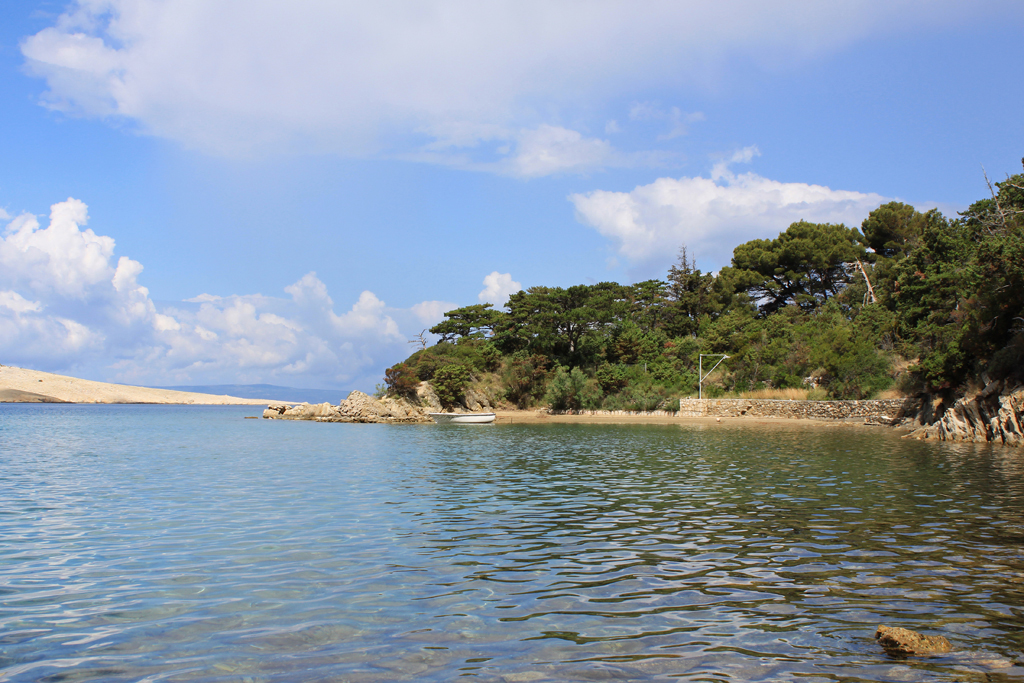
[906,380,1024,447]
[875,625,952,657]
[263,380,495,424]
[263,390,432,423]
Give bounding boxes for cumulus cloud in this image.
[19,0,999,167]
[479,272,521,307]
[570,147,888,271]
[409,300,458,326]
[0,198,445,389]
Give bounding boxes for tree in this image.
[429,304,505,343]
[544,367,601,411]
[861,202,927,260]
[432,363,472,408]
[495,283,629,366]
[383,363,419,396]
[627,279,670,333]
[664,246,717,336]
[728,221,866,315]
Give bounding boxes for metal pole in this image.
[698,354,729,401]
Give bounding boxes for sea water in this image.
[1,404,1022,682]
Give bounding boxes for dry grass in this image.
[737,387,811,400]
[874,388,908,399]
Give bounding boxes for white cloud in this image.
[405,123,668,178]
[570,147,888,271]
[479,272,521,307]
[628,102,705,140]
[0,198,449,389]
[20,0,1000,166]
[507,125,616,178]
[0,290,42,314]
[410,300,457,327]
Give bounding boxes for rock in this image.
[415,381,442,412]
[262,391,431,424]
[931,383,1024,446]
[462,387,488,412]
[875,625,952,656]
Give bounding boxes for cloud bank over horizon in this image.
[0,198,451,390]
[20,0,1002,175]
[570,147,890,272]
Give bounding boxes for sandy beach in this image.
[489,409,910,436]
[0,365,281,404]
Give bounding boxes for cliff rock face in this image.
[415,382,442,412]
[907,381,1023,446]
[263,390,431,423]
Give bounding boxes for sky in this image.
[1,0,1022,392]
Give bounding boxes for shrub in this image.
[545,367,602,411]
[432,363,472,408]
[502,353,551,408]
[595,362,629,394]
[384,363,419,396]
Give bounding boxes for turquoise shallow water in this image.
[1,405,1023,682]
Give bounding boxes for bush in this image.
[406,340,496,381]
[384,363,419,396]
[595,362,629,394]
[432,363,472,408]
[502,353,551,408]
[545,367,602,411]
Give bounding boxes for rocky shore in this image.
[905,379,1024,447]
[262,377,1024,448]
[262,381,494,423]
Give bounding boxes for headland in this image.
[0,365,280,404]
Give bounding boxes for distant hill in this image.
[150,384,348,404]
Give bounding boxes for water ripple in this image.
[2,406,1023,681]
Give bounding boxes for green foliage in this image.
[861,201,927,260]
[501,352,551,408]
[429,304,504,343]
[404,340,494,381]
[432,363,472,408]
[545,367,602,411]
[728,221,866,314]
[383,158,1024,404]
[383,363,418,396]
[595,362,629,394]
[495,282,630,366]
[664,246,718,336]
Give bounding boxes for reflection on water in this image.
[1,405,1023,682]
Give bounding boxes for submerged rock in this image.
[263,390,431,423]
[875,625,952,656]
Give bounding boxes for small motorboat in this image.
[428,412,496,424]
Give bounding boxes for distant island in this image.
[0,366,280,405]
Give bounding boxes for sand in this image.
[0,365,281,404]
[489,409,913,437]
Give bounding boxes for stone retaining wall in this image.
[547,409,678,417]
[677,397,921,421]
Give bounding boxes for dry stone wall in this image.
[677,398,921,422]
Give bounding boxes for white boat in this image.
[428,412,496,424]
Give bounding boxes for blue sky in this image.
[1,0,1022,392]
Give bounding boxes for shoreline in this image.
[0,365,280,405]
[488,409,918,433]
